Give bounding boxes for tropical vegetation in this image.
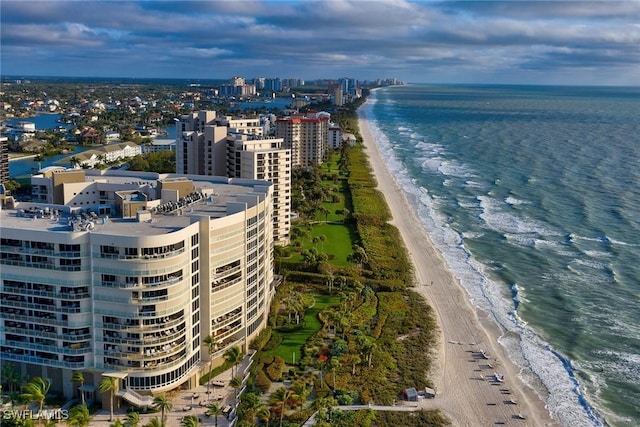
[240,93,447,426]
[98,377,118,421]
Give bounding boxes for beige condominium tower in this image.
[176,111,291,245]
[0,168,277,409]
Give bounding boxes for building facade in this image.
[0,136,8,185]
[1,169,276,406]
[142,139,176,154]
[176,111,291,245]
[275,114,329,168]
[227,134,291,245]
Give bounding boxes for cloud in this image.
[1,0,639,85]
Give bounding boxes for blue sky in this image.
[2,0,640,85]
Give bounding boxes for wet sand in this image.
[358,98,558,427]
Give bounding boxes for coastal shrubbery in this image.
[346,146,413,283]
[241,95,445,427]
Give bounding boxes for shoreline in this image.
[357,99,558,426]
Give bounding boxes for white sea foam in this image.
[461,231,485,239]
[570,258,608,271]
[438,160,474,178]
[582,249,612,259]
[419,157,444,173]
[362,96,602,427]
[464,180,485,189]
[505,196,529,206]
[478,195,556,236]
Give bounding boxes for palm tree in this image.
[125,411,140,427]
[269,387,294,427]
[21,377,51,413]
[229,376,243,404]
[290,381,309,410]
[328,358,342,390]
[152,394,173,427]
[202,334,218,394]
[143,417,162,427]
[109,420,125,427]
[325,272,334,293]
[179,415,199,427]
[256,405,271,425]
[223,346,243,377]
[318,234,327,250]
[69,156,80,168]
[71,371,85,406]
[237,393,261,424]
[1,363,25,393]
[67,404,92,427]
[347,244,368,270]
[206,402,223,427]
[98,377,118,421]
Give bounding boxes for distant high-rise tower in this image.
[0,136,9,185]
[275,114,329,168]
[175,111,227,176]
[176,111,291,244]
[227,134,291,244]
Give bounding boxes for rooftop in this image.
[1,171,272,236]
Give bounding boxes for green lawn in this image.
[266,294,340,364]
[290,222,355,266]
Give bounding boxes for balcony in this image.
[213,263,242,278]
[99,247,186,260]
[212,309,242,328]
[3,285,88,299]
[211,275,243,292]
[103,317,185,333]
[1,351,86,369]
[3,339,91,355]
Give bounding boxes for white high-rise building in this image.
[1,169,277,408]
[227,134,291,245]
[175,111,291,245]
[328,123,343,149]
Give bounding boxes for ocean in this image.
[363,84,640,427]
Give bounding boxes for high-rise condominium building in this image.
[176,111,291,245]
[0,168,276,408]
[227,133,291,245]
[0,136,9,185]
[275,114,329,168]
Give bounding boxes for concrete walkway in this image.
[90,354,256,427]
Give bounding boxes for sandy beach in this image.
[357,99,558,427]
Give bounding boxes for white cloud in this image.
[1,0,640,84]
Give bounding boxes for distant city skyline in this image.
[2,0,640,86]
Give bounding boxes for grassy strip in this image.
[346,146,413,284]
[199,359,233,385]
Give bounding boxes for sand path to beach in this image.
[358,99,558,427]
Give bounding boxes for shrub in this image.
[263,332,283,351]
[334,389,359,405]
[255,369,272,393]
[250,326,272,351]
[314,378,331,398]
[287,408,316,424]
[261,354,275,365]
[265,355,285,381]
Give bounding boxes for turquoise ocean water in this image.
[364,85,640,427]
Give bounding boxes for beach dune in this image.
[358,100,557,427]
